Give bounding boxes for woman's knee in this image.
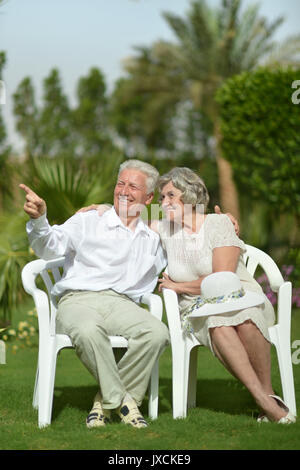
[210,325,233,341]
[235,319,257,335]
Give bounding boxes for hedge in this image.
[215,68,300,217]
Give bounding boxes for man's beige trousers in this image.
[56,290,169,409]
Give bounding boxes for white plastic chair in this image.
[163,244,297,419]
[21,257,163,428]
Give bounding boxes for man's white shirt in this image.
[26,207,167,302]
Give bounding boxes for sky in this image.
[0,0,300,153]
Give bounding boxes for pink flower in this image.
[256,264,300,308]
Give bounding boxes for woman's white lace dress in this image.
[158,214,275,354]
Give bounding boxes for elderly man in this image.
[20,159,170,429]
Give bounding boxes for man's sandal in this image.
[86,392,111,428]
[116,396,148,429]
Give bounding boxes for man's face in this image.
[114,169,153,220]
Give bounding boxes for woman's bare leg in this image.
[235,320,274,395]
[210,325,286,421]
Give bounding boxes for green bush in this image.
[0,212,34,326]
[216,68,300,217]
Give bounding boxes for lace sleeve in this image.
[208,214,246,252]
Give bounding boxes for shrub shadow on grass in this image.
[52,385,99,421]
[144,377,256,419]
[52,383,172,423]
[196,378,256,417]
[51,376,255,424]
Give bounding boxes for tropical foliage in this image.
[0,212,35,325]
[110,0,300,217]
[0,52,13,211]
[1,0,300,325]
[215,67,300,271]
[22,154,122,225]
[13,67,112,160]
[216,67,300,218]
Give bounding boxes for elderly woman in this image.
[79,166,295,424]
[152,167,295,424]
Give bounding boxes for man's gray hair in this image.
[158,167,210,210]
[118,159,159,194]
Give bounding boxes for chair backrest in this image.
[21,257,66,337]
[39,258,65,305]
[243,244,284,292]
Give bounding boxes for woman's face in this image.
[160,181,185,222]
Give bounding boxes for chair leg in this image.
[38,345,57,428]
[148,359,159,420]
[172,348,186,419]
[273,331,297,416]
[187,347,198,409]
[32,364,39,410]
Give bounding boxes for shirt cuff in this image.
[27,213,48,230]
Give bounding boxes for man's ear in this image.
[145,192,154,205]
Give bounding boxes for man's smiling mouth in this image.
[118,197,132,203]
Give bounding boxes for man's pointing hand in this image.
[19,184,47,219]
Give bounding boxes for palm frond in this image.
[23,155,121,224]
[262,34,300,68]
[0,212,33,325]
[163,2,217,75]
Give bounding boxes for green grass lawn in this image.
[0,298,300,451]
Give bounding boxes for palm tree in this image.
[0,52,13,211]
[117,0,300,218]
[0,211,34,326]
[23,154,122,225]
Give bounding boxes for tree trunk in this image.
[214,120,240,220]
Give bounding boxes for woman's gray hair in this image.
[158,167,210,210]
[118,159,159,194]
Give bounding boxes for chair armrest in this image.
[21,260,51,340]
[21,259,48,295]
[245,244,284,292]
[162,288,184,345]
[140,293,163,321]
[277,281,292,329]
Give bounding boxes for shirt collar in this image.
[106,207,150,236]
